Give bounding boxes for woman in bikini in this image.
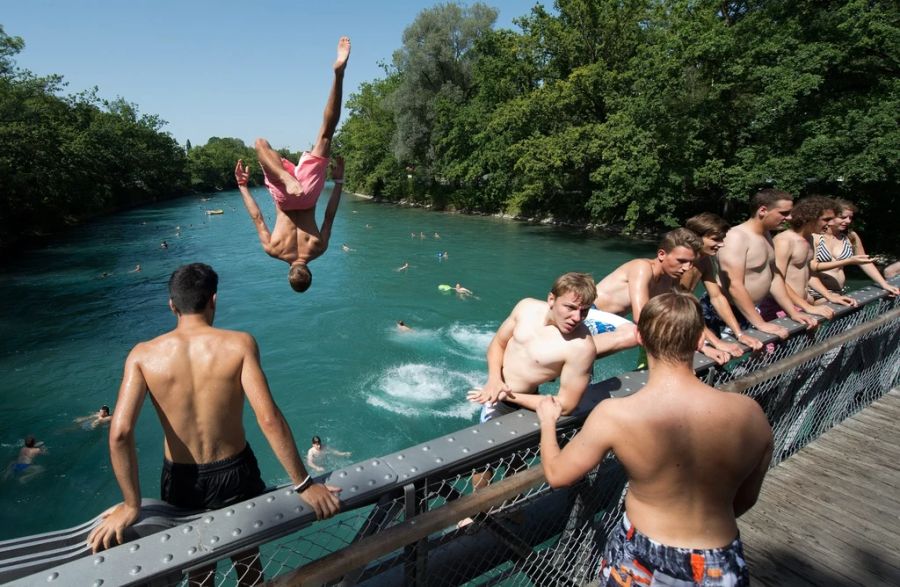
[810,199,899,296]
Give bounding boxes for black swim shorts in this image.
[161,443,266,510]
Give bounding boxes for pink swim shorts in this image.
[263,152,329,211]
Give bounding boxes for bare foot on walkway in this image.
[334,37,351,72]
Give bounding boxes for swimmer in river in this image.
[75,405,113,429]
[397,262,409,272]
[131,265,141,273]
[397,320,412,332]
[5,436,46,482]
[341,244,355,253]
[306,436,351,473]
[454,283,473,297]
[160,241,168,249]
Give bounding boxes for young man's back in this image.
[539,292,772,585]
[600,377,770,547]
[134,323,257,464]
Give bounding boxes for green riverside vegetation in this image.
[2,1,897,254]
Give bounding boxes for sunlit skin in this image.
[775,209,840,319]
[718,199,819,337]
[594,246,696,324]
[682,234,762,356]
[467,290,596,416]
[813,209,899,296]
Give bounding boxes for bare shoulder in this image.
[513,297,546,315]
[724,225,750,247]
[214,328,258,351]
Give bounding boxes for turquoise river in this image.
[0,184,651,539]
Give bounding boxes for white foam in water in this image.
[367,363,482,419]
[444,323,495,359]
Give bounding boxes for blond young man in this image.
[538,293,773,586]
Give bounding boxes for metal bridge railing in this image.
[4,277,898,586]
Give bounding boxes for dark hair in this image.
[685,213,730,240]
[312,436,322,445]
[100,405,110,415]
[789,196,837,230]
[638,292,704,365]
[550,272,596,307]
[24,436,36,448]
[659,228,702,254]
[168,263,218,314]
[289,263,312,293]
[750,188,793,214]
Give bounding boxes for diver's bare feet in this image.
[334,37,351,73]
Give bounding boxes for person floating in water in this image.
[341,243,355,253]
[306,436,352,474]
[236,36,351,293]
[6,436,46,482]
[453,283,473,296]
[75,405,112,429]
[396,320,412,332]
[87,263,341,584]
[130,264,141,273]
[396,261,409,272]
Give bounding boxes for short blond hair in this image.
[638,292,704,364]
[659,228,702,254]
[551,272,595,307]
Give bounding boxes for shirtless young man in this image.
[467,273,598,419]
[717,189,818,339]
[774,197,856,315]
[538,293,773,586]
[684,213,764,353]
[306,435,351,474]
[236,36,350,293]
[592,228,730,363]
[87,264,340,584]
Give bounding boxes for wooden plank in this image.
[740,493,900,585]
[739,503,874,585]
[737,390,900,586]
[754,474,900,551]
[791,443,900,495]
[774,440,900,517]
[821,422,900,463]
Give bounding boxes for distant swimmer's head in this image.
[24,436,36,448]
[638,292,704,366]
[657,228,701,278]
[289,262,312,293]
[311,436,322,447]
[168,263,218,315]
[548,272,595,333]
[100,405,110,417]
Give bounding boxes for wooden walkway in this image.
[739,388,900,586]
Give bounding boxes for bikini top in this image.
[815,233,854,263]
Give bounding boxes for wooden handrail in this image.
[267,466,546,586]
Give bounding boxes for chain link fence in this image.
[8,287,896,586]
[189,295,899,586]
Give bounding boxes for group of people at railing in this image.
[70,34,900,587]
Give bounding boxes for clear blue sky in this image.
[2,0,538,152]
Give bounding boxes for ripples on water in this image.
[0,188,649,538]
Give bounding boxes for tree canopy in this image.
[336,0,899,252]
